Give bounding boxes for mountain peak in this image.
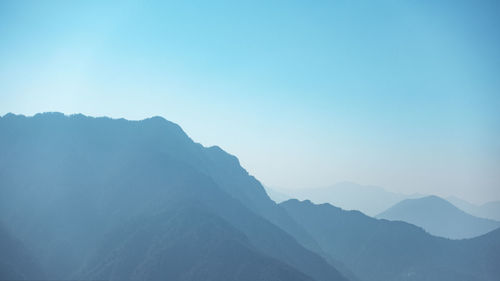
[0,112,346,281]
[405,195,456,208]
[377,195,500,239]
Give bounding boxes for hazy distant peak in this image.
[396,195,461,211]
[377,195,500,239]
[421,195,445,200]
[379,195,464,216]
[411,194,446,201]
[447,196,500,221]
[281,181,420,216]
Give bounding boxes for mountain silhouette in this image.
[264,186,292,203]
[377,196,500,239]
[0,113,346,281]
[277,182,423,216]
[447,196,500,221]
[281,199,500,281]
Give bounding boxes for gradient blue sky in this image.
[1,0,499,203]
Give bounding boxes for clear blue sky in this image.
[1,0,499,203]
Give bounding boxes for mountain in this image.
[448,196,500,221]
[281,199,500,281]
[0,113,346,281]
[377,196,500,239]
[278,182,423,216]
[264,186,292,203]
[0,223,44,280]
[81,206,315,281]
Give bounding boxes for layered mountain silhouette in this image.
[1,112,499,281]
[281,199,500,281]
[448,196,500,221]
[276,182,423,216]
[377,196,500,239]
[0,113,346,281]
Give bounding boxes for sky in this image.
[1,0,499,203]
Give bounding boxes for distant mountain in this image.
[281,199,500,281]
[377,196,500,239]
[278,182,423,216]
[0,113,346,281]
[447,196,500,221]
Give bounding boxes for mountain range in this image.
[281,199,500,281]
[0,113,345,281]
[377,196,500,239]
[271,182,424,216]
[447,196,500,221]
[0,112,498,281]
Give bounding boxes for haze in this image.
[1,0,499,203]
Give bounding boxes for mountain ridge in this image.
[447,196,500,221]
[274,182,424,216]
[280,199,500,281]
[377,195,500,239]
[0,112,346,281]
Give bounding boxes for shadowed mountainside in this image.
[0,113,346,281]
[0,223,44,280]
[281,199,500,281]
